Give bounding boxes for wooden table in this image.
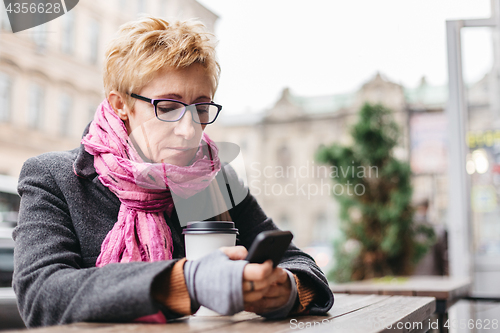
[3,294,435,333]
[330,276,471,333]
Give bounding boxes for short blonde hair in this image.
[103,16,220,108]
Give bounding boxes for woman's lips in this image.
[169,147,194,151]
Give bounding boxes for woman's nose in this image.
[173,109,198,140]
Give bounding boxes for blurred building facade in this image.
[0,0,217,179]
[210,66,500,276]
[207,73,450,250]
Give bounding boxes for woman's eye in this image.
[157,104,183,114]
[196,106,209,113]
[158,107,176,114]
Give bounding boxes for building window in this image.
[277,144,292,167]
[59,93,73,136]
[88,18,100,64]
[0,73,12,122]
[276,144,292,182]
[28,83,44,129]
[61,10,75,54]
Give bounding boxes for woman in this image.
[12,16,333,327]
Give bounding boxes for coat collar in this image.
[73,121,97,179]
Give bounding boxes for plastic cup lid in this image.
[182,221,239,235]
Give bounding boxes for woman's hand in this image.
[220,246,293,314]
[242,262,292,314]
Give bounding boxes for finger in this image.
[259,266,287,287]
[244,295,289,314]
[244,301,262,313]
[243,260,273,280]
[258,296,290,312]
[243,280,265,292]
[243,276,276,292]
[261,284,285,298]
[275,268,290,285]
[243,265,287,293]
[243,286,271,303]
[244,303,256,313]
[219,246,248,260]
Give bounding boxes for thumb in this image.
[220,245,248,260]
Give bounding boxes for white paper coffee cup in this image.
[182,221,239,316]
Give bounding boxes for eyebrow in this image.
[154,93,212,102]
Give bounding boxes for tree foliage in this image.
[315,103,435,282]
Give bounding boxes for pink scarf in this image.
[81,98,221,322]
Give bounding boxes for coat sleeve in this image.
[223,164,334,315]
[12,156,183,328]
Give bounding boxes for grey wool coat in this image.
[12,123,334,328]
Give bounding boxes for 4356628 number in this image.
[5,2,62,14]
[444,319,499,330]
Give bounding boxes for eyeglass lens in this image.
[156,101,218,124]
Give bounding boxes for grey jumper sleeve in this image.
[12,155,182,327]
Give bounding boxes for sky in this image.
[196,0,493,115]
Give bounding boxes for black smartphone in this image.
[246,230,293,267]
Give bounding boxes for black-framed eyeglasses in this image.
[129,93,222,125]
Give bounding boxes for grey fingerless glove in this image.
[183,249,248,315]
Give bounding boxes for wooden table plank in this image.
[3,295,386,333]
[197,294,392,333]
[302,296,435,333]
[330,276,471,301]
[2,295,436,333]
[2,312,261,333]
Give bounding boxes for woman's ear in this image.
[108,91,128,121]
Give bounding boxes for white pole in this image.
[489,0,500,123]
[445,19,472,279]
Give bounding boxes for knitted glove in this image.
[183,249,248,315]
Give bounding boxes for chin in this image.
[157,151,196,166]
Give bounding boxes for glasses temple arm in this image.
[129,93,152,103]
